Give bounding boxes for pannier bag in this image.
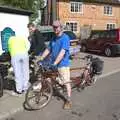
[0,64,15,91]
[92,57,104,75]
[0,64,8,77]
[0,52,11,62]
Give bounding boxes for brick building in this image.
[42,0,120,36]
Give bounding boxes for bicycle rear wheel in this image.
[80,70,92,89]
[25,80,53,110]
[90,75,97,84]
[0,74,3,97]
[81,73,96,88]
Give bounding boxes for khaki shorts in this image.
[58,67,70,84]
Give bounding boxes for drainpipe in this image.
[57,0,59,20]
[48,0,52,25]
[41,6,48,25]
[41,0,51,25]
[52,0,57,22]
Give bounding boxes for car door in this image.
[86,32,100,51]
[94,31,106,52]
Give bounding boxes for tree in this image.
[0,0,34,10]
[32,0,47,25]
[0,0,46,24]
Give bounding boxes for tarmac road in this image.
[1,52,120,120]
[6,70,120,120]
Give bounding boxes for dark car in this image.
[40,30,80,55]
[80,28,120,57]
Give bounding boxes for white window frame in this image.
[70,2,83,13]
[104,5,113,15]
[65,21,78,32]
[106,23,116,30]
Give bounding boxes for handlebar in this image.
[37,60,58,73]
[38,55,93,70]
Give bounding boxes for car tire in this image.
[104,46,113,57]
[80,45,87,52]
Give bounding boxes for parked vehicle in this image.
[40,30,80,56]
[80,29,120,57]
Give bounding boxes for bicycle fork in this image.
[81,69,89,85]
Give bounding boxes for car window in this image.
[105,31,111,38]
[99,31,105,38]
[102,30,116,40]
[99,30,117,40]
[40,32,56,42]
[109,30,117,39]
[99,31,108,39]
[91,33,99,40]
[48,32,56,41]
[64,31,76,40]
[41,33,49,41]
[40,31,77,42]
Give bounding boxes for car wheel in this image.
[80,45,87,52]
[104,47,112,57]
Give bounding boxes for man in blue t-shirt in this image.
[38,20,72,109]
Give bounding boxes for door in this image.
[87,32,100,51]
[94,31,106,52]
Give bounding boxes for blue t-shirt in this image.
[48,33,70,68]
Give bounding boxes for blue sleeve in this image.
[47,41,52,52]
[61,35,70,51]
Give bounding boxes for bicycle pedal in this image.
[77,88,81,92]
[93,77,97,84]
[56,96,61,101]
[81,80,86,85]
[80,85,85,90]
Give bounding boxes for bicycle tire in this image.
[80,70,92,89]
[0,74,3,97]
[83,74,96,87]
[90,75,97,84]
[25,80,53,110]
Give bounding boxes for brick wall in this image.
[57,0,120,35]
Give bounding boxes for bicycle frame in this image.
[37,59,95,94]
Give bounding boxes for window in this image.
[64,31,76,40]
[109,30,117,39]
[104,6,112,15]
[105,32,111,38]
[106,24,115,30]
[91,33,99,40]
[99,32,105,39]
[70,2,83,13]
[66,22,78,32]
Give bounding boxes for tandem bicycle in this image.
[25,55,104,110]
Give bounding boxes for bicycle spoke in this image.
[42,92,51,98]
[27,94,36,100]
[27,91,48,107]
[25,80,53,110]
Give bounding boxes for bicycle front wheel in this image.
[25,80,53,110]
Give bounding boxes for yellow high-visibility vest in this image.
[8,36,30,56]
